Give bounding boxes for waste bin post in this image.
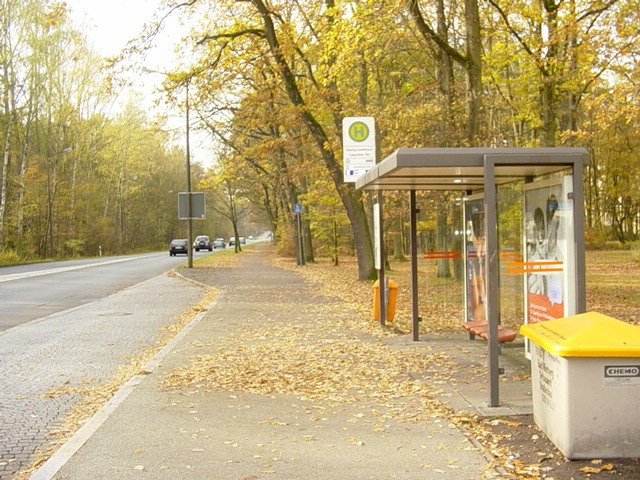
[372,279,398,322]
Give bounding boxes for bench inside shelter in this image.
[462,320,519,343]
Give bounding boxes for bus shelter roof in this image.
[355,147,588,191]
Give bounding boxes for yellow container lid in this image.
[372,279,398,288]
[519,312,640,357]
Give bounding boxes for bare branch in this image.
[197,29,265,46]
[576,0,620,32]
[486,0,536,60]
[407,0,467,66]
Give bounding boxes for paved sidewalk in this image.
[32,245,519,480]
[0,273,205,480]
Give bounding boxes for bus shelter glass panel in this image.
[418,192,466,332]
[499,182,527,329]
[523,176,576,356]
[463,185,524,331]
[464,176,575,343]
[464,195,486,324]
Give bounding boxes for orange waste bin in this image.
[372,279,398,321]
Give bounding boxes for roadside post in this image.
[373,202,386,325]
[178,192,205,268]
[293,202,304,266]
[185,80,193,267]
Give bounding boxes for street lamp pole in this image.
[185,79,193,268]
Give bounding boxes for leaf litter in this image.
[162,253,499,476]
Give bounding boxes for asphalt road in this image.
[0,250,214,332]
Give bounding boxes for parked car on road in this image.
[169,239,189,256]
[193,235,212,251]
[213,238,226,249]
[228,237,235,246]
[239,236,246,245]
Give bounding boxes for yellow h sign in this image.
[348,121,370,142]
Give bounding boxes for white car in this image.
[193,235,212,251]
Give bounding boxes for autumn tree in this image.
[190,55,312,257]
[0,0,194,261]
[486,0,626,146]
[175,0,379,278]
[580,81,640,243]
[198,155,255,252]
[408,0,483,146]
[299,174,350,266]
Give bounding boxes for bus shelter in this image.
[355,147,589,407]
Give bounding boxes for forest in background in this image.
[1,0,639,272]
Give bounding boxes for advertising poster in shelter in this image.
[464,196,486,324]
[524,181,567,324]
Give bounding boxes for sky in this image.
[65,0,213,167]
[65,0,158,57]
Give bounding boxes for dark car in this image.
[213,238,226,249]
[169,239,189,256]
[193,235,212,251]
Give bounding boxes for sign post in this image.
[374,201,387,326]
[373,203,381,271]
[342,116,386,324]
[178,192,205,269]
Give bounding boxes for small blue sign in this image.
[293,203,302,214]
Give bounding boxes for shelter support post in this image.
[410,190,420,341]
[484,157,501,407]
[572,162,587,313]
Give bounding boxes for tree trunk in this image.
[0,62,12,244]
[408,0,483,146]
[0,122,9,245]
[303,215,314,263]
[299,175,315,263]
[436,0,455,145]
[252,0,375,280]
[465,0,482,145]
[543,0,560,146]
[332,219,339,266]
[541,80,557,146]
[393,231,405,261]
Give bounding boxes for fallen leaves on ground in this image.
[163,254,505,474]
[579,462,615,474]
[264,253,640,478]
[163,319,461,424]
